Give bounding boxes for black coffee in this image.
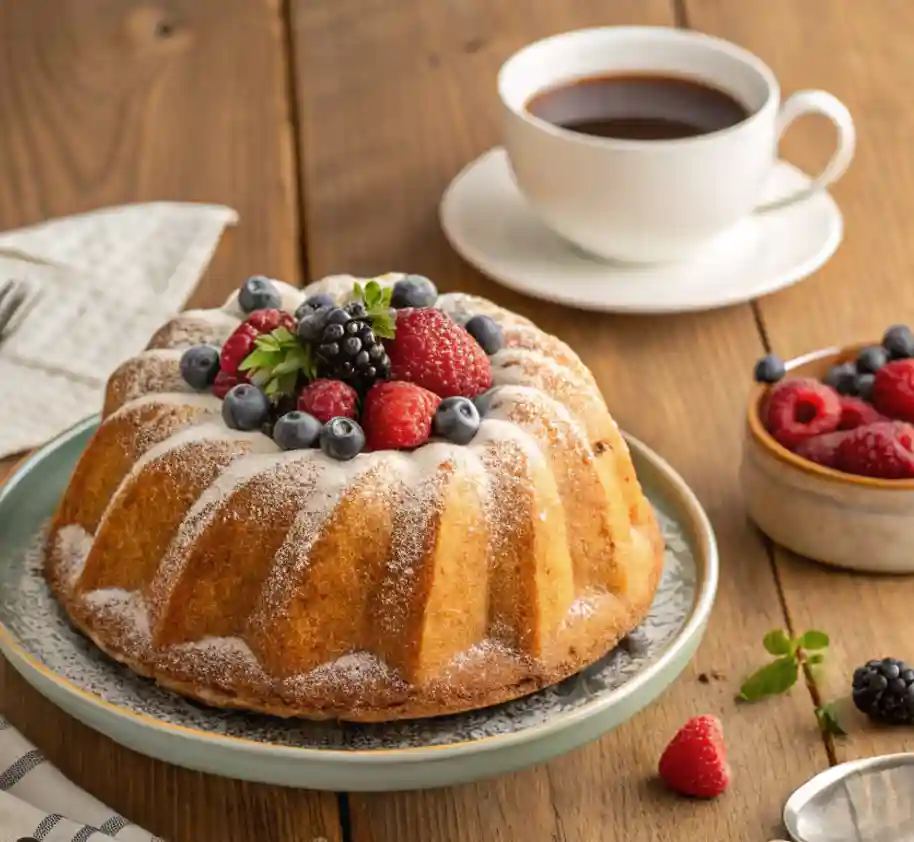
[526,73,750,141]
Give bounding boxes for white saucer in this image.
[439,147,844,315]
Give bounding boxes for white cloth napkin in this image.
[0,202,238,459]
[0,716,161,842]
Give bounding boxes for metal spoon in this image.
[781,753,914,841]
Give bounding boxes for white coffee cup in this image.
[498,26,855,264]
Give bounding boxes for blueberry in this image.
[297,306,332,343]
[320,417,365,461]
[465,315,504,355]
[295,293,335,322]
[324,307,351,326]
[273,410,322,450]
[473,388,499,418]
[752,353,786,384]
[179,344,220,390]
[391,275,438,309]
[824,362,858,395]
[857,373,876,401]
[239,275,282,313]
[883,324,914,359]
[857,345,889,374]
[222,384,271,431]
[433,396,481,444]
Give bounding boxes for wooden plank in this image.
[0,3,341,841]
[291,2,827,839]
[685,0,914,765]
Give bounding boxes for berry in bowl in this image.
[741,325,914,573]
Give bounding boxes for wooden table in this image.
[1,1,913,839]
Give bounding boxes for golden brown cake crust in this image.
[44,276,665,723]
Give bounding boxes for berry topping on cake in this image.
[856,344,889,374]
[238,324,315,398]
[853,658,914,724]
[473,388,498,417]
[658,715,730,799]
[764,378,842,450]
[824,361,859,396]
[465,315,504,355]
[753,353,786,384]
[433,396,481,444]
[179,344,220,390]
[362,380,440,451]
[294,292,336,320]
[220,323,260,377]
[390,274,438,309]
[320,417,366,461]
[297,378,358,424]
[385,308,492,398]
[212,370,244,399]
[837,420,914,479]
[273,410,322,451]
[838,396,886,430]
[222,383,271,431]
[794,430,851,469]
[873,358,914,422]
[857,373,876,402]
[238,275,282,313]
[315,307,391,389]
[883,324,914,359]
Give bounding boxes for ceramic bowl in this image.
[740,343,914,573]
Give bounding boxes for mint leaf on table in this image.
[739,656,799,701]
[763,629,794,656]
[798,630,830,651]
[815,702,848,736]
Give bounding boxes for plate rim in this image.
[0,414,718,767]
[439,146,844,315]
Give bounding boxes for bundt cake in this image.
[44,272,664,722]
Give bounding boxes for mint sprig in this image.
[815,701,848,736]
[353,280,396,339]
[238,326,316,397]
[738,627,830,702]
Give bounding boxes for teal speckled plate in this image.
[0,417,717,791]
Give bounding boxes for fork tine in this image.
[0,280,27,337]
[3,284,41,337]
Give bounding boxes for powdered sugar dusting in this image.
[83,588,151,639]
[287,652,399,696]
[147,309,240,351]
[55,524,92,587]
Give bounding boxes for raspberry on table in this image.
[837,420,914,479]
[837,397,886,431]
[297,378,359,424]
[794,430,852,469]
[362,380,441,451]
[385,307,492,398]
[872,358,914,422]
[658,715,730,799]
[763,377,842,450]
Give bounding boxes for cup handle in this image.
[755,89,856,213]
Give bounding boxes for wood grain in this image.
[686,0,914,764]
[291,1,826,839]
[0,3,340,841]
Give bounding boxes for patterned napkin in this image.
[0,202,238,459]
[0,716,160,841]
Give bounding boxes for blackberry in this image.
[315,307,390,389]
[852,657,914,724]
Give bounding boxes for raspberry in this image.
[385,308,492,398]
[837,421,914,479]
[297,378,358,424]
[362,381,440,451]
[219,310,296,377]
[794,430,852,469]
[212,370,246,399]
[658,715,730,799]
[838,397,887,431]
[873,359,914,422]
[764,378,842,450]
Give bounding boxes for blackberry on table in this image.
[314,307,390,389]
[852,657,914,724]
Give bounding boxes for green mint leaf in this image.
[256,334,281,352]
[238,348,281,371]
[371,314,396,339]
[763,629,793,656]
[364,280,383,309]
[380,284,393,308]
[815,702,847,736]
[738,656,799,702]
[353,281,364,301]
[807,652,826,666]
[273,327,297,345]
[250,369,272,388]
[276,371,298,396]
[273,357,304,376]
[798,630,829,651]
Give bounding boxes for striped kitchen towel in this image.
[0,716,163,842]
